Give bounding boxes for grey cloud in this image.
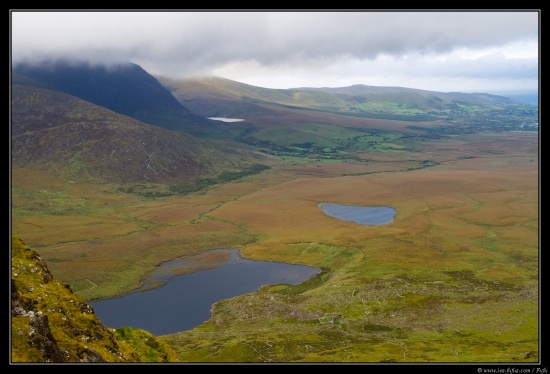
[12,11,538,66]
[10,11,539,93]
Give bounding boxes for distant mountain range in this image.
[298,85,539,106]
[11,60,538,188]
[159,75,537,124]
[294,84,521,105]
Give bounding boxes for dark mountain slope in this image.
[11,235,179,363]
[11,84,231,185]
[12,61,212,133]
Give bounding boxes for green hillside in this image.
[161,76,538,129]
[12,83,268,194]
[11,235,179,363]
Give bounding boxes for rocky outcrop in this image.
[11,235,178,363]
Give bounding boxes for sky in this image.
[10,10,539,98]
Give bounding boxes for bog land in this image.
[11,129,539,362]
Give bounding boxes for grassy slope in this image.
[159,76,538,127]
[12,84,266,186]
[11,235,179,363]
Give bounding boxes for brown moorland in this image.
[11,128,539,362]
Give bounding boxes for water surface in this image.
[208,117,244,122]
[90,248,319,336]
[319,203,397,225]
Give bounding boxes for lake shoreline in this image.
[89,247,320,335]
[318,203,397,225]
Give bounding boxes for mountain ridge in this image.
[158,75,538,125]
[12,60,212,133]
[11,83,221,185]
[292,83,525,102]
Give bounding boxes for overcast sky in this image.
[10,10,539,96]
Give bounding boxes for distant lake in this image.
[208,117,244,122]
[90,248,320,336]
[319,203,397,225]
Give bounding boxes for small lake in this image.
[208,117,244,122]
[89,248,320,336]
[319,203,397,225]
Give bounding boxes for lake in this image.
[208,117,244,122]
[318,203,397,225]
[89,248,320,336]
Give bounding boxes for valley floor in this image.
[11,131,539,363]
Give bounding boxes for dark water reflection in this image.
[319,203,397,225]
[90,248,320,336]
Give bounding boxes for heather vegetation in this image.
[11,65,539,363]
